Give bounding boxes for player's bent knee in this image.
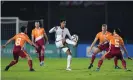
[94,48,101,54]
[66,49,71,55]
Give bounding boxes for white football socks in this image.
[67,55,72,69]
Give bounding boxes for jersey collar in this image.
[102,31,107,34]
[35,27,40,29]
[20,32,25,34]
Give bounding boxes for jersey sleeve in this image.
[96,33,100,39]
[49,27,56,33]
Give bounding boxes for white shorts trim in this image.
[35,35,43,42]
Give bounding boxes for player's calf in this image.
[114,57,121,69]
[5,60,18,71]
[66,49,72,70]
[40,48,45,66]
[88,49,100,69]
[26,55,34,70]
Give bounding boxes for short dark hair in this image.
[114,28,121,36]
[20,26,27,32]
[102,24,107,27]
[60,19,66,23]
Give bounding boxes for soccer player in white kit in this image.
[49,20,77,71]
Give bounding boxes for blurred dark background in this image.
[1,1,133,43]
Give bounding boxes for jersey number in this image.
[115,39,119,47]
[15,38,21,46]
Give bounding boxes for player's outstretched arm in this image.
[121,45,132,60]
[28,40,38,49]
[26,35,38,49]
[2,37,14,48]
[88,37,98,54]
[49,27,56,33]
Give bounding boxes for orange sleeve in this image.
[96,33,99,39]
[31,30,34,37]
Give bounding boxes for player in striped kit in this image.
[31,22,48,66]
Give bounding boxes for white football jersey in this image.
[49,26,72,41]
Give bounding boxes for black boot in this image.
[88,64,93,69]
[4,66,10,71]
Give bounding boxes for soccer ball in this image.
[71,34,79,42]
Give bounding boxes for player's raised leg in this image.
[88,48,101,69]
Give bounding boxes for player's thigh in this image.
[116,53,123,60]
[105,53,114,60]
[41,45,45,51]
[97,43,109,52]
[55,41,64,48]
[19,50,31,60]
[13,46,21,61]
[35,43,41,53]
[93,47,101,54]
[13,53,19,61]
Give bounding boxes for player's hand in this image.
[128,56,132,60]
[2,45,6,48]
[87,48,92,54]
[35,45,39,49]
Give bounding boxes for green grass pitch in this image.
[1,57,133,80]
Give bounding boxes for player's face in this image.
[35,23,40,28]
[24,28,27,34]
[102,26,107,32]
[60,21,66,28]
